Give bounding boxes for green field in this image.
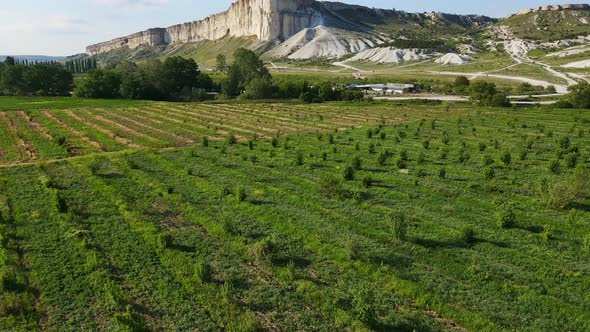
[0,100,589,331]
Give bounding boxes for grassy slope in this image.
[502,10,590,41]
[0,102,589,330]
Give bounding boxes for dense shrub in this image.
[361,175,373,188]
[343,166,355,181]
[235,186,247,202]
[327,134,335,144]
[460,226,477,244]
[583,234,590,254]
[377,151,388,166]
[497,206,516,228]
[565,153,578,168]
[499,151,512,165]
[226,133,237,145]
[538,170,589,209]
[294,151,304,166]
[548,160,560,174]
[387,212,408,242]
[438,168,447,179]
[351,156,362,170]
[201,137,209,147]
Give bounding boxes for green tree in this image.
[242,77,275,99]
[161,56,200,101]
[74,69,122,99]
[222,48,271,97]
[563,81,590,108]
[469,81,497,106]
[216,54,228,72]
[454,76,470,94]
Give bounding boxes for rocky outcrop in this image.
[87,0,322,55]
[516,3,590,16]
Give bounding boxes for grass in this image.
[0,100,589,331]
[0,96,153,111]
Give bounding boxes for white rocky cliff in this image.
[87,0,322,55]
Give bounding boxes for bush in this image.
[157,233,173,249]
[399,149,408,161]
[438,168,447,179]
[422,140,430,150]
[226,133,237,145]
[377,151,388,166]
[235,186,247,202]
[542,225,555,242]
[368,143,376,154]
[395,158,407,169]
[327,133,335,144]
[565,153,578,168]
[379,131,386,140]
[195,261,213,283]
[499,151,511,165]
[248,140,254,150]
[319,175,353,199]
[559,136,571,150]
[441,131,450,145]
[361,175,373,188]
[271,137,279,148]
[387,212,408,241]
[460,226,476,244]
[201,137,209,147]
[583,234,590,254]
[351,156,362,170]
[496,206,515,228]
[294,151,304,166]
[366,128,374,139]
[538,170,589,209]
[343,166,355,181]
[548,160,560,174]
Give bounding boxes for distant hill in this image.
[0,55,66,63]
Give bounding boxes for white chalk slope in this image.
[265,26,380,59]
[435,53,473,65]
[345,47,430,64]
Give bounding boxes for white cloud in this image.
[45,16,90,34]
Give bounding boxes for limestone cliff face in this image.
[87,0,321,55]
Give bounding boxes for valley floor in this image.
[0,100,589,331]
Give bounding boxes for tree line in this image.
[74,56,215,101]
[74,49,365,102]
[64,58,98,74]
[0,56,73,96]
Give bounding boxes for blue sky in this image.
[1,0,588,55]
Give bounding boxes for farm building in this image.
[347,83,416,95]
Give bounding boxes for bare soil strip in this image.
[77,109,164,146]
[41,111,104,150]
[0,112,39,162]
[16,111,54,140]
[64,110,142,148]
[139,107,226,140]
[94,109,194,145]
